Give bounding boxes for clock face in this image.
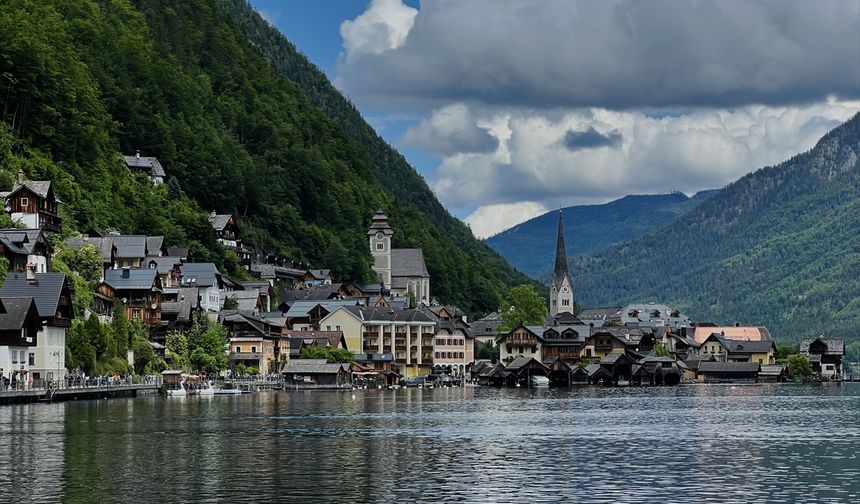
[562,286,568,293]
[376,232,384,239]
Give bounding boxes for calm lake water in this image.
[1,384,858,503]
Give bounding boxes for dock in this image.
[0,384,159,405]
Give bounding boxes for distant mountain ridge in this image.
[487,190,717,278]
[573,114,860,341]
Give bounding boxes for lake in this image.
[1,384,858,503]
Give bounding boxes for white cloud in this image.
[400,103,498,155]
[339,0,417,63]
[338,0,860,109]
[465,201,548,239]
[430,101,860,209]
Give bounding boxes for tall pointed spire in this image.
[553,209,569,283]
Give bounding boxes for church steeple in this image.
[553,210,569,284]
[550,210,574,316]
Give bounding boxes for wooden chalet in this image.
[2,172,61,233]
[99,268,163,327]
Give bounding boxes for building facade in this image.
[549,210,574,317]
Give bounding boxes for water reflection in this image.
[0,384,857,503]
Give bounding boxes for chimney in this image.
[136,150,140,159]
[25,263,36,283]
[735,321,740,327]
[17,169,25,185]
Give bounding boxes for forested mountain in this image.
[573,114,860,341]
[0,0,536,315]
[487,191,716,278]
[214,0,541,309]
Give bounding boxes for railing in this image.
[3,375,162,392]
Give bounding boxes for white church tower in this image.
[368,210,393,286]
[550,210,574,317]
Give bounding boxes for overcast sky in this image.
[252,0,860,238]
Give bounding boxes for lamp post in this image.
[51,350,61,389]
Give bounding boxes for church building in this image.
[549,210,574,318]
[368,210,430,304]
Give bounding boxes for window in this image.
[326,326,331,331]
[506,345,511,353]
[20,197,28,208]
[251,346,257,353]
[376,242,384,250]
[236,347,240,353]
[11,350,18,364]
[336,326,340,331]
[29,353,34,366]
[562,299,570,306]
[132,309,141,319]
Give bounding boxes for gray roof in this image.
[281,359,348,375]
[104,268,159,290]
[64,236,114,263]
[759,365,786,376]
[698,361,760,373]
[0,272,68,318]
[210,213,233,231]
[179,263,220,288]
[305,269,331,280]
[0,297,37,331]
[725,339,775,354]
[0,229,46,255]
[146,236,164,256]
[167,247,189,259]
[177,287,200,304]
[286,299,358,318]
[5,181,57,201]
[577,307,622,320]
[336,306,435,323]
[122,155,166,177]
[799,337,845,355]
[161,300,192,321]
[111,235,147,259]
[146,256,183,275]
[391,249,429,278]
[224,290,261,312]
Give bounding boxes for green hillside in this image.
[486,190,716,278]
[573,114,860,341]
[0,0,536,315]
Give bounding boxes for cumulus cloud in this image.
[430,101,860,210]
[338,0,860,109]
[400,104,498,155]
[339,0,417,63]
[465,201,548,239]
[563,127,623,151]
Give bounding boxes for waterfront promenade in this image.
[0,377,160,405]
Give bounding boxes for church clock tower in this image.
[368,210,393,286]
[550,210,574,317]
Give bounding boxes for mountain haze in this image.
[487,191,717,278]
[573,114,860,341]
[0,0,536,315]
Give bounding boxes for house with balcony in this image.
[0,271,74,383]
[99,268,163,327]
[432,321,475,378]
[222,311,284,374]
[1,172,62,233]
[0,296,43,387]
[319,306,436,377]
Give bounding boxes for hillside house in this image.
[122,151,165,185]
[179,263,222,312]
[100,268,163,327]
[1,172,62,233]
[0,229,52,273]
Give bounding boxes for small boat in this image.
[167,378,187,397]
[213,386,242,395]
[529,376,550,387]
[198,380,215,396]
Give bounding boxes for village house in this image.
[146,256,183,288]
[576,307,622,328]
[287,330,348,362]
[618,303,691,329]
[222,311,284,374]
[432,321,475,378]
[0,228,52,273]
[692,324,773,345]
[286,299,361,331]
[99,268,163,327]
[302,269,333,288]
[1,171,62,233]
[471,311,502,347]
[179,263,223,312]
[800,337,845,380]
[580,327,643,362]
[122,151,165,185]
[699,333,776,364]
[319,305,436,377]
[0,297,42,388]
[1,271,74,384]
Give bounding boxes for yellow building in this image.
[320,306,436,377]
[700,334,776,364]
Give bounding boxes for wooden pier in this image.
[0,384,159,405]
